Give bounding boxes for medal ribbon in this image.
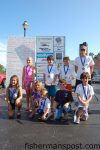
[9,88,17,102]
[82,84,89,100]
[80,57,86,67]
[26,66,32,79]
[64,65,69,75]
[48,65,53,74]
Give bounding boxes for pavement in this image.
[0,83,100,150]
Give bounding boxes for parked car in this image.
[0,74,6,88]
[92,75,100,83]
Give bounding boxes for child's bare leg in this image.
[26,90,30,110]
[8,104,15,118]
[76,109,84,118]
[50,96,55,107]
[16,101,22,116]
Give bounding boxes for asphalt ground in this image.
[0,83,100,150]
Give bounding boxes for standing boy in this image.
[44,55,59,106]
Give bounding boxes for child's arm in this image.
[42,108,50,119]
[22,67,25,89]
[32,66,35,82]
[77,94,93,106]
[75,65,78,73]
[77,94,87,106]
[6,87,10,104]
[84,95,93,105]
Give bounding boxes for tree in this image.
[0,64,6,74]
[94,52,100,60]
[89,52,95,58]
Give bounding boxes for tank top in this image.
[8,87,19,103]
[24,65,34,82]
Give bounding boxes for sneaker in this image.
[76,117,80,124]
[74,115,76,122]
[74,115,80,124]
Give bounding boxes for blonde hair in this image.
[27,57,33,64]
[42,88,48,95]
[34,81,44,93]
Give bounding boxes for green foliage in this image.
[94,52,100,60]
[89,52,100,60]
[0,64,6,74]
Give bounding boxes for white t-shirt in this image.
[75,56,95,80]
[75,83,94,108]
[43,98,51,113]
[59,64,76,84]
[44,64,59,85]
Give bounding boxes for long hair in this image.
[8,75,20,89]
[33,81,44,93]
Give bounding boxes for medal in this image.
[48,65,53,77]
[82,67,85,70]
[26,66,32,80]
[82,84,89,100]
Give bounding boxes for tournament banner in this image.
[6,37,36,86]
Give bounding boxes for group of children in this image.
[5,71,94,124]
[3,42,95,124]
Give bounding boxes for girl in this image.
[75,43,95,88]
[6,75,22,118]
[22,57,35,112]
[29,81,44,118]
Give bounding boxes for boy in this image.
[44,55,59,106]
[74,72,94,124]
[52,79,73,120]
[59,56,76,91]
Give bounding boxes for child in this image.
[74,72,94,124]
[59,56,76,91]
[44,55,59,106]
[6,75,22,118]
[22,57,35,112]
[75,43,95,88]
[52,79,73,120]
[37,88,51,120]
[29,81,44,118]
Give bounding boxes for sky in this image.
[0,0,100,67]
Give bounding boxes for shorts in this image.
[45,85,57,97]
